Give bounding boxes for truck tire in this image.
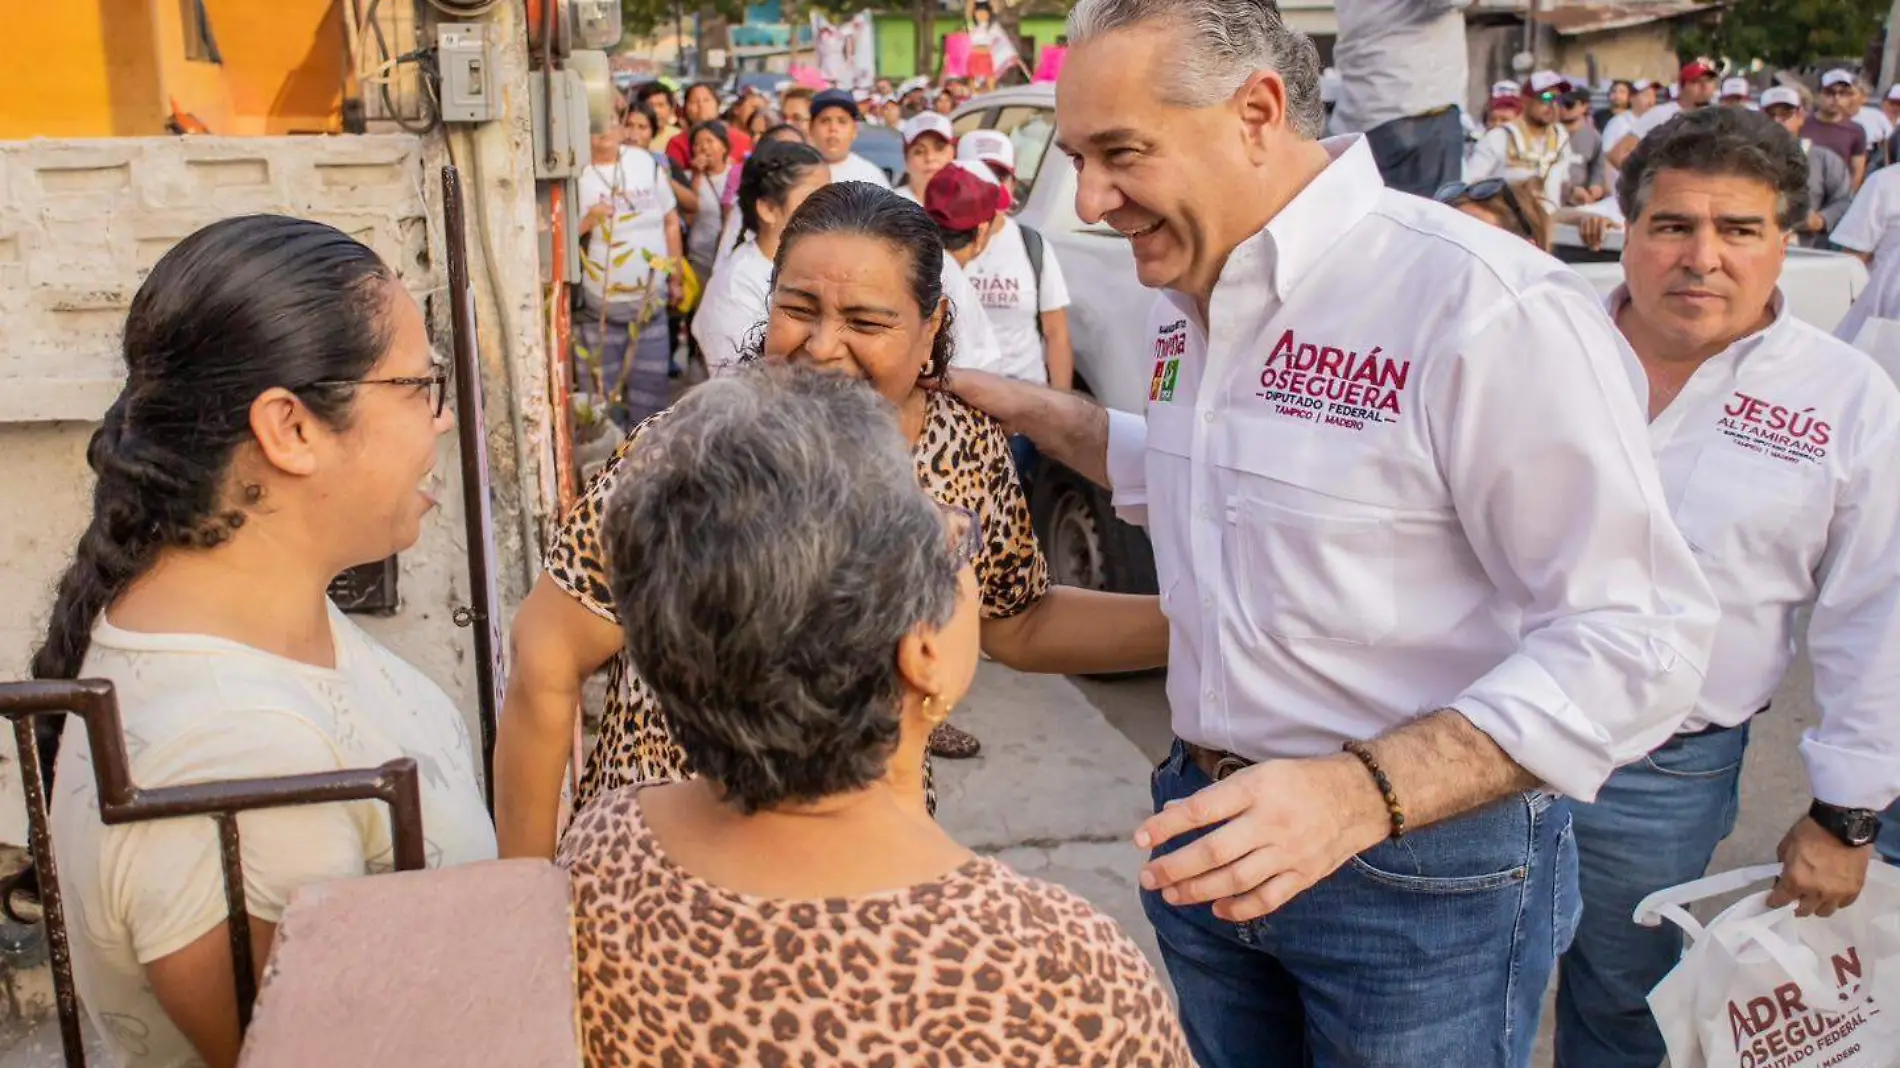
[1026,459,1160,680]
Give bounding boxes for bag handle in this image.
[1719,906,1874,1018]
[1633,864,1783,943]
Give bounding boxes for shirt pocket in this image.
[1231,492,1397,645]
[1673,446,1821,570]
[1145,406,1196,607]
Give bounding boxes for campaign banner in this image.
[810,10,875,91]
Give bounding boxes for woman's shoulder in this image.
[922,388,1010,455]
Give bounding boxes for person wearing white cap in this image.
[1810,69,1870,191]
[1718,76,1751,107]
[1466,70,1575,210]
[1608,62,1718,170]
[895,112,956,204]
[1845,76,1893,163]
[1557,102,1900,1068]
[1881,84,1900,168]
[953,132,1076,481]
[1760,85,1854,249]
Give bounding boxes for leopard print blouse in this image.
[558,788,1192,1068]
[545,388,1052,811]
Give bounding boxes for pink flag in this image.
[1033,44,1067,83]
[941,32,972,79]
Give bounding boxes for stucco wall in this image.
[0,134,487,847]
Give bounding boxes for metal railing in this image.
[0,679,428,1067]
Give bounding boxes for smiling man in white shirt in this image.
[947,0,1718,1063]
[1554,104,1900,1068]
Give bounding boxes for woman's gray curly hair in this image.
[603,364,960,813]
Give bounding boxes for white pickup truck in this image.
[953,85,1870,595]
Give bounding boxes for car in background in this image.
[852,124,906,185]
[955,84,1870,599]
[725,70,793,99]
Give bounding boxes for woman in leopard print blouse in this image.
[556,366,1189,1067]
[495,183,1167,859]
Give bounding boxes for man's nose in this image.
[1682,226,1724,275]
[1073,165,1123,227]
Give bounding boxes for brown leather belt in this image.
[1184,742,1253,782]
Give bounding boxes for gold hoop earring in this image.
[922,694,946,726]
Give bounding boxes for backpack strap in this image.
[1020,224,1045,340]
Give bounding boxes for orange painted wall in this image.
[0,0,345,139]
[0,0,168,138]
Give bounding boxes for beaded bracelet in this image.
[1342,740,1407,840]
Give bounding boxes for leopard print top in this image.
[545,388,1052,811]
[558,788,1192,1068]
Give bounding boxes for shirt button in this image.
[1204,689,1218,704]
[1202,594,1214,610]
[1197,503,1214,520]
[1201,410,1215,424]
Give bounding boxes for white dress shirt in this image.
[1613,290,1900,810]
[1831,165,1900,347]
[1103,136,1717,801]
[1330,0,1469,134]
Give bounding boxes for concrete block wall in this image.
[0,134,488,848]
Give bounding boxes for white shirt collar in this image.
[1165,135,1387,321]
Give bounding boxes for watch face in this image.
[1842,811,1880,846]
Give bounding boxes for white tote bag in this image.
[1634,863,1900,1068]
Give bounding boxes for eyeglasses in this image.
[936,501,980,570]
[1434,178,1541,243]
[308,360,451,418]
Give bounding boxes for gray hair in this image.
[1068,0,1325,138]
[1616,105,1809,233]
[602,365,959,814]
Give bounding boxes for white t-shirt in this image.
[51,605,497,1068]
[1329,0,1468,134]
[895,184,921,204]
[579,149,676,303]
[942,255,1005,376]
[827,152,890,188]
[692,239,774,374]
[962,218,1069,385]
[1631,100,1684,140]
[1854,105,1893,149]
[1831,166,1900,345]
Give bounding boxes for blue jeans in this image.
[1554,722,1751,1068]
[1144,740,1579,1067]
[1363,107,1465,198]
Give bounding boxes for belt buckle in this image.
[1212,754,1250,781]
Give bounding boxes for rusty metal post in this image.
[0,679,432,1059]
[9,716,83,1066]
[442,163,506,814]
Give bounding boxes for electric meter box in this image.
[530,67,591,179]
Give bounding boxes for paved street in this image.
[945,653,1822,1067]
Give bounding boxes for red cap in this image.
[924,162,1004,232]
[1680,60,1717,84]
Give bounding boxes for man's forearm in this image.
[949,369,1109,485]
[1354,709,1542,837]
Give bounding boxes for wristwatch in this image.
[1808,800,1881,848]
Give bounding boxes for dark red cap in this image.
[924,163,1003,232]
[1680,60,1717,83]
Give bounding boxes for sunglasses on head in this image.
[1434,179,1540,241]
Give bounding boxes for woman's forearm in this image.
[981,588,1167,675]
[495,579,625,859]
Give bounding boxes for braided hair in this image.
[737,141,826,247]
[30,214,395,781]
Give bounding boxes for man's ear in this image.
[1236,70,1294,159]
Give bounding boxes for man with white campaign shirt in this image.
[956,130,1075,393]
[1553,105,1900,1068]
[947,0,1718,1062]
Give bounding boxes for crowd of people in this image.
[19,0,1900,1066]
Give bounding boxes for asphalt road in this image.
[1071,652,1824,1067]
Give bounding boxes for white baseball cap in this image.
[1632,79,1658,93]
[957,128,1015,173]
[1822,69,1857,89]
[1720,77,1750,99]
[900,112,954,147]
[1760,86,1801,111]
[1527,71,1572,96]
[1490,79,1521,99]
[1888,84,1900,102]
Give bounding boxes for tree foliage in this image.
[620,0,749,40]
[1675,0,1885,71]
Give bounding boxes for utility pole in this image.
[919,0,935,80]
